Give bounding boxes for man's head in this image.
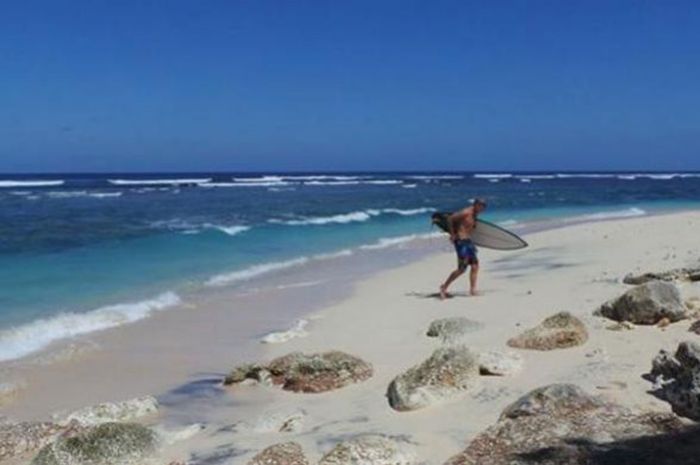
[473,198,487,214]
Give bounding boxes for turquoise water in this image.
[1,172,699,361]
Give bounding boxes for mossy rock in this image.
[225,351,373,393]
[507,312,588,350]
[32,422,158,465]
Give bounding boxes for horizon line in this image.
[2,169,700,176]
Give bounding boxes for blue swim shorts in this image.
[454,238,478,269]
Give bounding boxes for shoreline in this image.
[1,205,698,422]
[0,227,442,421]
[1,202,692,366]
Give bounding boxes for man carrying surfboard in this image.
[439,198,487,299]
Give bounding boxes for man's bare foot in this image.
[439,285,449,300]
[470,289,481,296]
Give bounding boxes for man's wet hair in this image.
[473,198,487,207]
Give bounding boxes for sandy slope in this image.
[186,211,700,464]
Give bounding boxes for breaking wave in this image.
[474,174,513,179]
[260,319,309,344]
[205,257,311,286]
[151,219,250,236]
[268,207,433,226]
[0,180,64,188]
[108,178,211,186]
[200,181,291,187]
[0,292,181,362]
[359,232,441,250]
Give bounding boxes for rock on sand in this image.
[387,346,479,411]
[319,434,416,465]
[225,351,373,393]
[445,383,686,465]
[597,281,687,325]
[31,422,158,465]
[248,442,309,465]
[507,312,588,350]
[650,340,700,421]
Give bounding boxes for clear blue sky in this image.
[2,1,699,173]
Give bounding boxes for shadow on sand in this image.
[405,291,472,299]
[515,424,700,465]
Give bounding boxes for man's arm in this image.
[462,210,475,232]
[448,211,466,241]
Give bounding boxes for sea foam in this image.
[474,174,513,179]
[359,232,441,250]
[44,191,123,199]
[205,257,311,286]
[406,175,464,180]
[0,180,64,187]
[515,174,557,180]
[108,178,211,186]
[151,219,250,236]
[555,173,616,179]
[303,180,362,186]
[269,211,374,225]
[0,292,181,362]
[269,207,433,226]
[205,224,250,236]
[260,319,309,344]
[200,181,291,187]
[282,175,364,181]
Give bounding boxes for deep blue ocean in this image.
[1,171,699,362]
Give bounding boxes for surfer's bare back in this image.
[440,198,487,299]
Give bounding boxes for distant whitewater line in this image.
[406,175,464,180]
[268,207,434,226]
[474,174,513,179]
[0,292,181,362]
[90,192,123,198]
[473,173,700,181]
[200,181,292,188]
[3,173,699,191]
[0,180,64,188]
[302,179,402,186]
[108,178,211,186]
[152,207,433,235]
[515,174,557,180]
[202,179,403,187]
[45,191,123,199]
[283,175,367,181]
[151,219,250,236]
[233,175,369,182]
[270,211,372,226]
[302,180,362,186]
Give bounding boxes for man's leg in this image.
[440,267,464,299]
[469,262,479,296]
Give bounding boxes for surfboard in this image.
[431,212,528,250]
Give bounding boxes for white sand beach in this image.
[3,211,700,464]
